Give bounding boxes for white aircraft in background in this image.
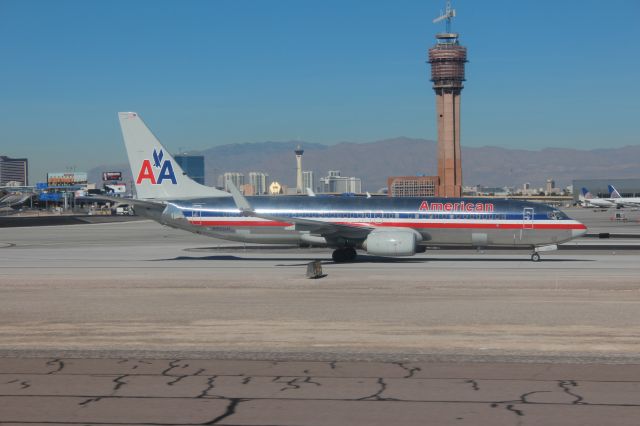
[579,188,615,208]
[608,185,640,207]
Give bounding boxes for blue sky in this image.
[1,0,638,182]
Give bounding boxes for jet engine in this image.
[362,229,422,256]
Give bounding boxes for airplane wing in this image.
[226,180,373,239]
[88,194,163,208]
[86,195,166,217]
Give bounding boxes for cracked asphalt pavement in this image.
[1,358,639,425]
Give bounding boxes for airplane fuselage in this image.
[152,196,586,249]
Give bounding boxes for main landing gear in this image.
[332,247,357,263]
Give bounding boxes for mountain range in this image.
[89,138,640,192]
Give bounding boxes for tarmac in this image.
[1,209,639,424]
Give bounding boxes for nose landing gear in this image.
[332,247,357,263]
[530,244,557,262]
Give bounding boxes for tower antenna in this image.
[432,0,456,34]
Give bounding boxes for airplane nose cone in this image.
[571,224,587,239]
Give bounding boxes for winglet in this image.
[306,187,316,197]
[226,179,253,215]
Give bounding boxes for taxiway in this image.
[1,216,639,424]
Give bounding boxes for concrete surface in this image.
[1,219,640,360]
[1,215,639,424]
[0,358,639,425]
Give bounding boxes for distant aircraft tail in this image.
[608,185,622,199]
[118,112,230,200]
[579,187,592,200]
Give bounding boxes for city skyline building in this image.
[174,154,205,185]
[0,156,29,186]
[302,171,315,193]
[429,1,466,197]
[248,172,270,195]
[319,170,362,194]
[269,181,283,195]
[387,175,439,197]
[240,183,255,196]
[222,172,245,192]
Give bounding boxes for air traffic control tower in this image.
[429,1,466,197]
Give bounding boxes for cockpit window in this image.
[548,210,568,220]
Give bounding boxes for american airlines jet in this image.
[118,112,586,262]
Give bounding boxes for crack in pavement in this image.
[112,374,129,393]
[161,359,186,376]
[78,397,102,407]
[241,376,252,385]
[520,390,552,404]
[506,404,524,417]
[6,379,31,389]
[197,376,221,398]
[167,375,189,386]
[116,359,152,370]
[559,380,585,404]
[277,377,302,391]
[276,375,323,392]
[302,376,321,386]
[203,397,245,425]
[489,390,557,419]
[45,358,65,374]
[465,379,479,391]
[358,377,396,401]
[395,362,421,379]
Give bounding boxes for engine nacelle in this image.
[362,229,421,256]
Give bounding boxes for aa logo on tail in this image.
[137,149,177,185]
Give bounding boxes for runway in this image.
[1,217,639,424]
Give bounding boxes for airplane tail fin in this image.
[118,112,230,200]
[608,185,622,199]
[579,187,592,200]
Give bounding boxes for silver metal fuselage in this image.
[149,196,587,249]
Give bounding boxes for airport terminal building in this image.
[572,178,640,202]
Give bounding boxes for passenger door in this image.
[522,207,534,230]
[191,203,203,226]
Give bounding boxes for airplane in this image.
[608,185,640,207]
[579,187,615,208]
[116,112,587,262]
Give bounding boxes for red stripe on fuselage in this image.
[191,220,293,227]
[188,219,586,230]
